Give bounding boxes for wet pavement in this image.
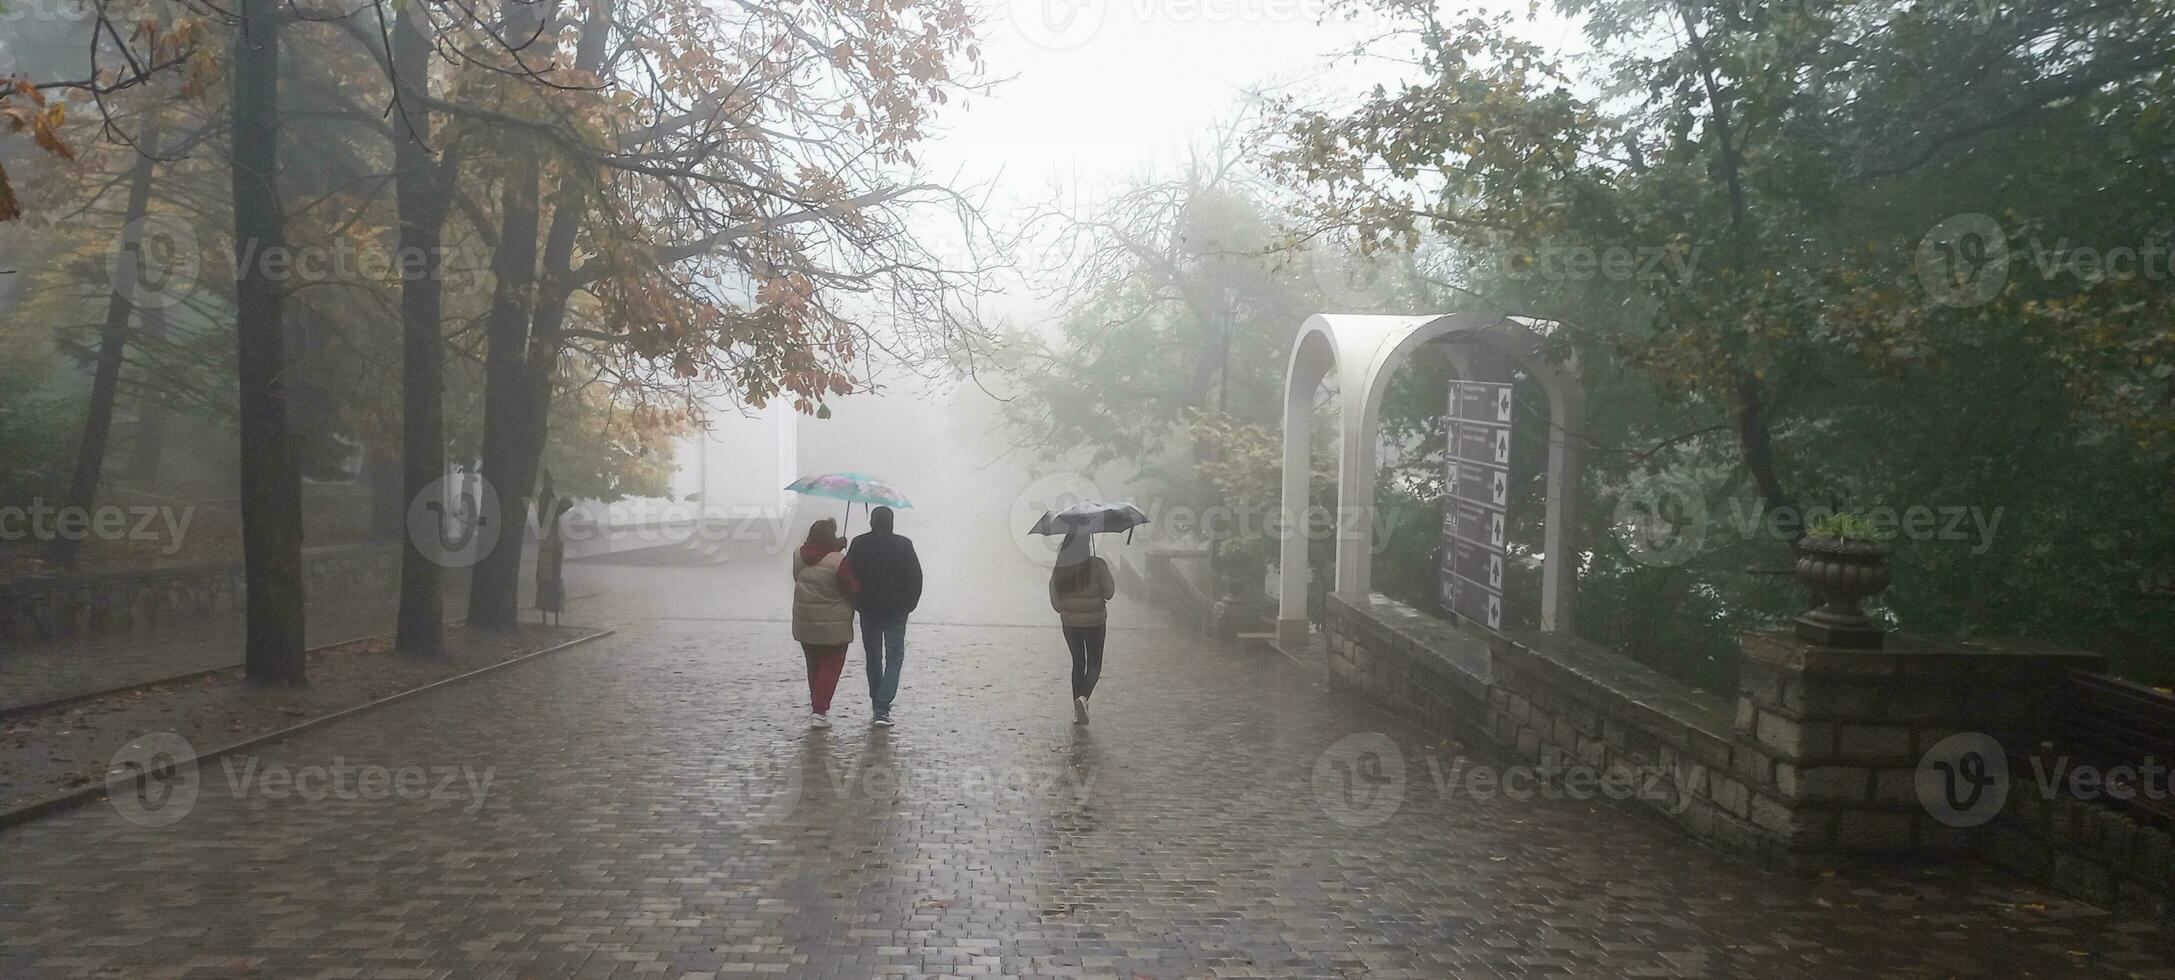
[1,548,2170,978]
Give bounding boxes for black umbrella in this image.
[1030,501,1151,543]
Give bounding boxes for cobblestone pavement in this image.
[2,555,2171,978]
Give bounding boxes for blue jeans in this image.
[861,619,907,717]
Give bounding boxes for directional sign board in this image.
[1439,376,1513,631]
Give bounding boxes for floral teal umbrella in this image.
[785,472,912,533]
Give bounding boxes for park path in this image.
[1,551,2171,978]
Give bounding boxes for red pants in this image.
[801,643,848,713]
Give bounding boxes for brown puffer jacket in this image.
[1049,556,1116,628]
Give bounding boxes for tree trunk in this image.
[466,0,608,628]
[124,305,171,482]
[231,0,306,686]
[46,122,161,569]
[465,130,544,630]
[391,1,452,655]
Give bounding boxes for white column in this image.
[1540,367,1584,633]
[1278,365,1314,646]
[775,401,798,511]
[1333,381,1373,594]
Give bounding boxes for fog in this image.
[573,369,1164,630]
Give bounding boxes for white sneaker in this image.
[810,713,831,729]
[873,716,894,728]
[1074,696,1090,725]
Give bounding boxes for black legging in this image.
[1063,624,1105,699]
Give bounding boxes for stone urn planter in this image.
[1792,533,1891,649]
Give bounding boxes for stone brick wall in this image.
[1324,592,1782,861]
[0,543,399,646]
[1732,632,2100,863]
[1978,770,2175,920]
[1323,591,2130,879]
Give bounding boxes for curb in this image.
[0,592,605,720]
[0,627,617,831]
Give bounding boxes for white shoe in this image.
[1074,696,1089,726]
[810,712,831,729]
[873,716,894,728]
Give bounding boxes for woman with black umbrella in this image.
[1049,529,1116,725]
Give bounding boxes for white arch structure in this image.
[1276,313,1586,646]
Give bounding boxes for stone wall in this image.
[0,543,399,646]
[1323,591,2126,876]
[1324,592,1768,860]
[1978,767,2175,920]
[1732,632,2101,862]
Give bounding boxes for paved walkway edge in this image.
[0,627,617,831]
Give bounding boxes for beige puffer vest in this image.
[792,550,856,645]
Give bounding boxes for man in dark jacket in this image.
[847,506,922,726]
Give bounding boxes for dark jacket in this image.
[846,530,922,624]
